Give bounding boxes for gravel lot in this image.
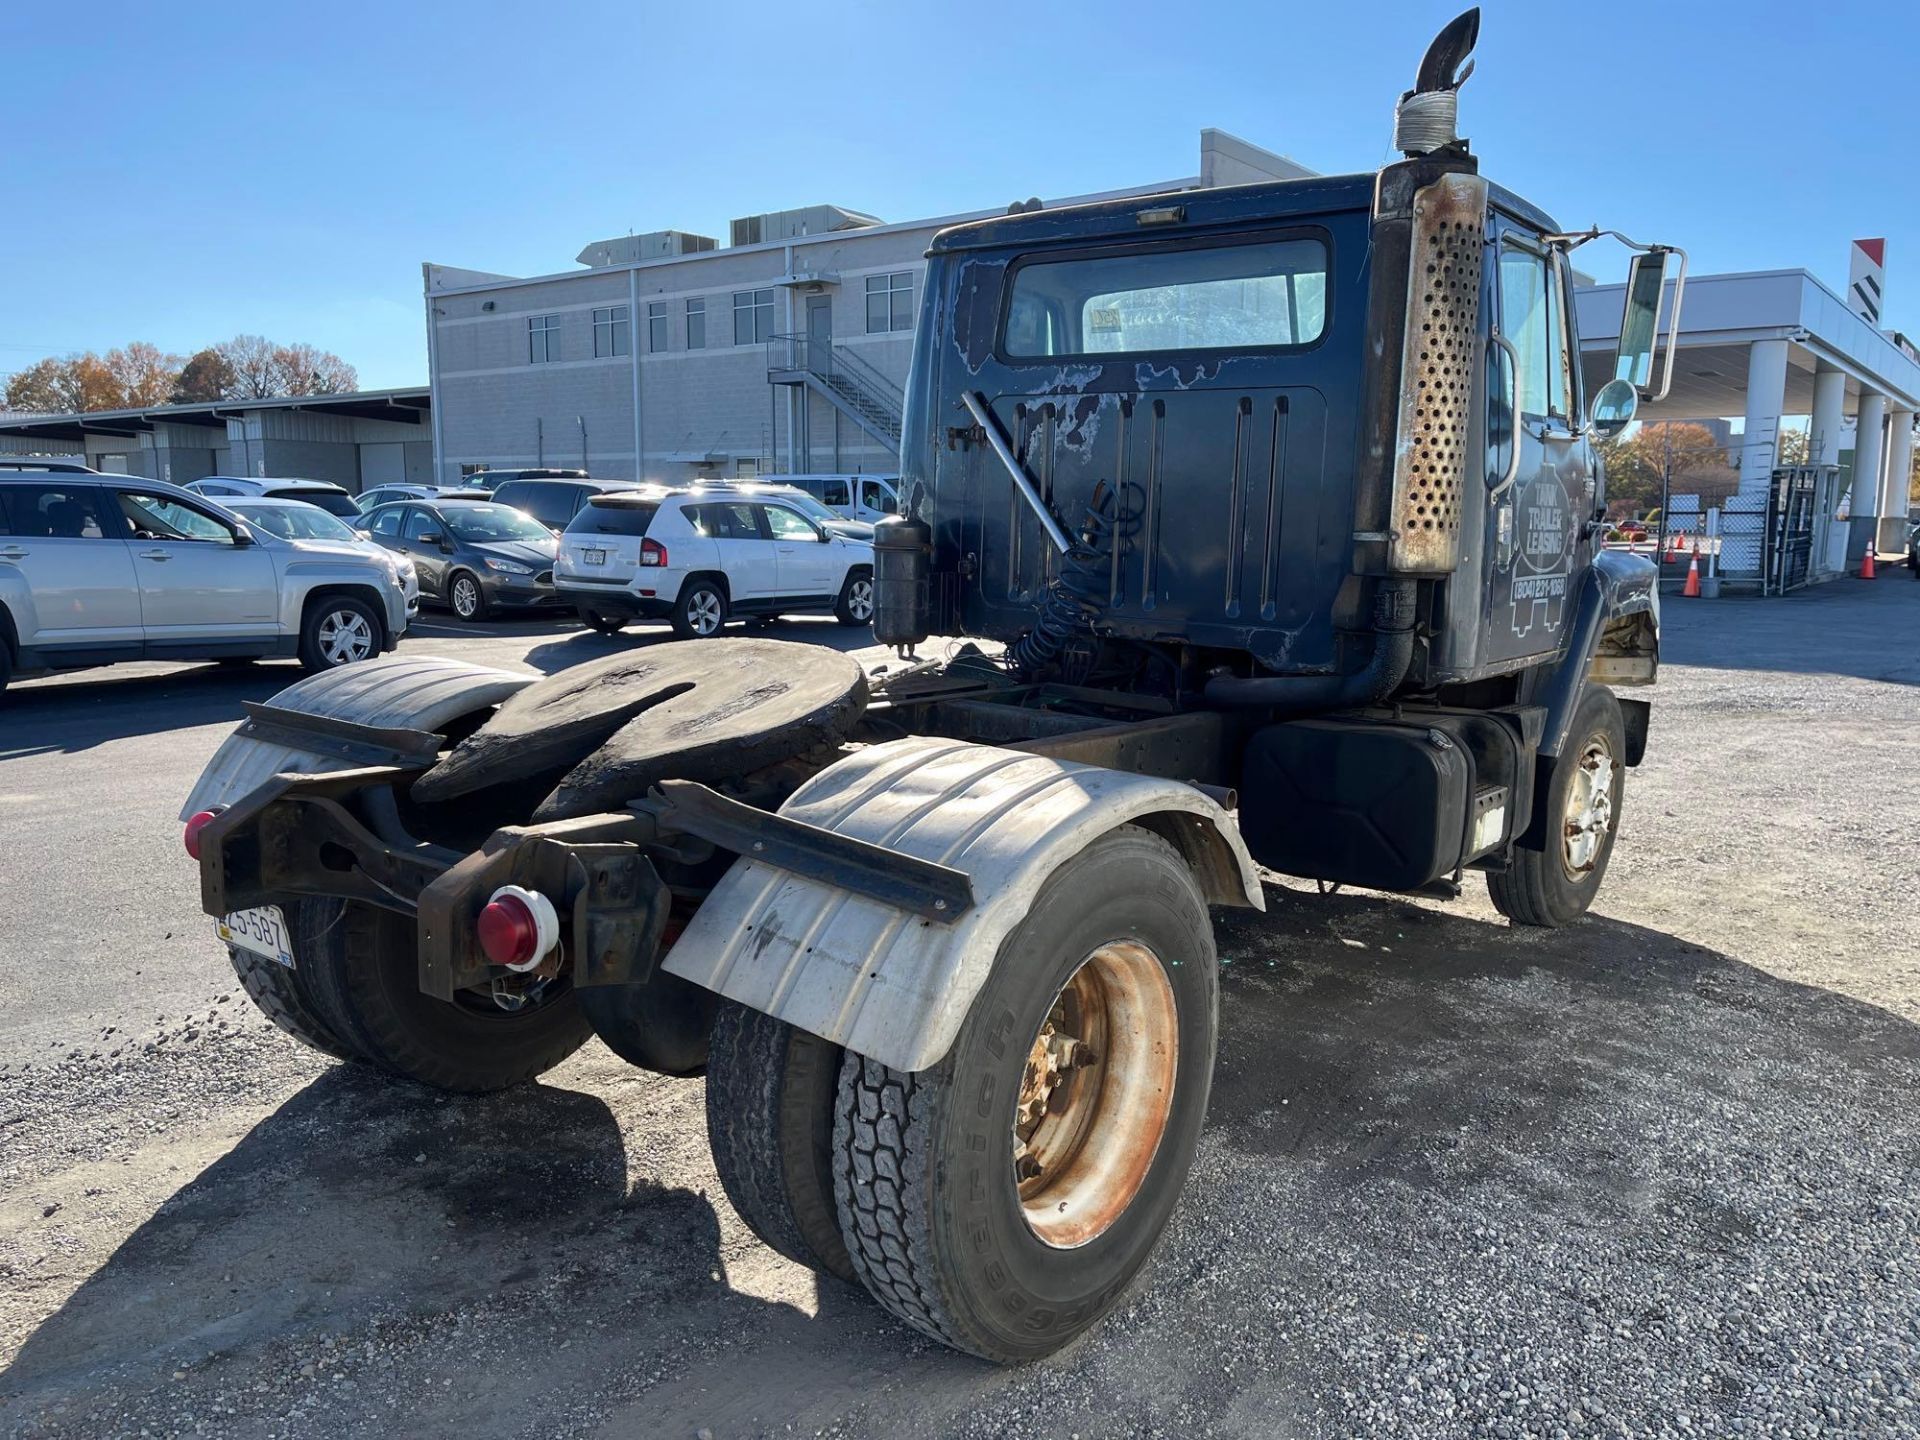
[2,584,1918,1439]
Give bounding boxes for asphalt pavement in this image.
[1,584,1917,1439]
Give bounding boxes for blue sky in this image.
[3,0,1916,392]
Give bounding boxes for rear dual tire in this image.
[703,826,1217,1362]
[231,899,592,1091]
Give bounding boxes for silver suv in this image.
[0,468,411,698]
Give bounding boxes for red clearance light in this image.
[639,537,668,568]
[476,894,539,969]
[183,809,222,861]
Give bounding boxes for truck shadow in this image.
[521,617,876,675]
[0,665,293,756]
[9,890,1920,1436]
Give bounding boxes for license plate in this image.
[582,548,606,565]
[218,905,295,969]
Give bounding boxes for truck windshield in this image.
[1004,236,1329,358]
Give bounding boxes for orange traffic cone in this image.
[1861,539,1877,580]
[1682,550,1701,597]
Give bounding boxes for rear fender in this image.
[661,736,1263,1073]
[180,656,532,820]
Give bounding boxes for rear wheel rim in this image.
[452,577,479,617]
[1013,940,1178,1249]
[317,609,373,665]
[848,577,874,620]
[688,590,722,635]
[1561,734,1617,879]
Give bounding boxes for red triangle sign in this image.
[1856,237,1886,267]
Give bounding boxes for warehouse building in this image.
[422,130,1310,488]
[0,388,433,490]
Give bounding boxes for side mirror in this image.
[1615,250,1672,398]
[230,525,254,547]
[1588,377,1639,440]
[816,528,832,543]
[418,530,445,547]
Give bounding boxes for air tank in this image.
[871,514,931,652]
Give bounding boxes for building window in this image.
[866,272,914,333]
[733,288,775,346]
[645,302,667,353]
[528,314,560,363]
[593,305,630,358]
[686,298,706,349]
[734,458,759,478]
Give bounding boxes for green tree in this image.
[1594,421,1734,517]
[171,348,238,403]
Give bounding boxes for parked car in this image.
[225,497,420,624]
[554,486,874,638]
[457,467,588,494]
[354,483,441,514]
[692,480,876,540]
[186,476,361,520]
[0,468,409,695]
[771,472,900,524]
[488,476,644,534]
[362,498,561,621]
[1907,521,1918,577]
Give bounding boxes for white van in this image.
[768,473,900,524]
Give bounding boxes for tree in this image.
[270,342,357,396]
[103,342,183,408]
[3,354,125,413]
[216,334,283,399]
[1593,421,1735,518]
[171,348,238,404]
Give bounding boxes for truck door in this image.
[1484,221,1590,663]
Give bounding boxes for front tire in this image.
[834,567,875,627]
[1488,684,1627,928]
[707,1001,856,1282]
[448,571,489,622]
[670,578,728,639]
[831,825,1216,1362]
[297,596,381,672]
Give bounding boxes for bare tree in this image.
[216,334,282,399]
[270,342,358,396]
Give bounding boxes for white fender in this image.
[662,736,1264,1073]
[179,656,532,821]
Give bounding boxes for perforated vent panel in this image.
[1388,172,1487,575]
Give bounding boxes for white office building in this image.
[422,131,1310,489]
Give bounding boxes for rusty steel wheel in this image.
[1013,941,1179,1249]
[832,825,1217,1363]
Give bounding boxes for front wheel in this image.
[297,596,381,672]
[448,571,489,622]
[1488,684,1626,928]
[831,825,1217,1362]
[833,568,875,627]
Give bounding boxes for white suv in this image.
[554,486,875,638]
[0,469,411,697]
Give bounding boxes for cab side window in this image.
[2,484,113,539]
[818,478,852,508]
[1497,241,1574,425]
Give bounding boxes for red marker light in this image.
[184,809,221,861]
[477,893,540,969]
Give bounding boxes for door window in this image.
[369,507,405,539]
[860,479,898,514]
[1,484,113,538]
[118,492,236,544]
[817,478,852,507]
[685,502,760,540]
[403,509,441,542]
[762,505,819,541]
[1497,242,1573,423]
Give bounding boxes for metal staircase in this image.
[767,334,903,448]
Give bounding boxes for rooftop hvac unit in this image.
[728,205,882,248]
[575,230,719,268]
